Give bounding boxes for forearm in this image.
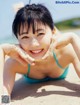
[70,33,80,60]
[0,44,11,56]
[0,47,5,102]
[0,46,10,104]
[0,46,5,90]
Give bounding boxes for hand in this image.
[42,42,53,60]
[1,44,35,66]
[53,32,74,49]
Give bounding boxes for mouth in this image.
[29,49,44,54]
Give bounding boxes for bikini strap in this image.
[27,51,63,76]
[26,51,67,76]
[27,64,31,76]
[53,51,64,69]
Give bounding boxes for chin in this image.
[28,48,47,60]
[33,56,43,60]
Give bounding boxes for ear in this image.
[52,28,56,34]
[52,26,60,35]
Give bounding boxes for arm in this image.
[0,43,35,104]
[0,46,11,104]
[0,43,27,104]
[62,44,80,78]
[0,47,5,94]
[72,53,80,78]
[70,34,80,77]
[53,32,80,78]
[53,32,80,60]
[71,33,80,60]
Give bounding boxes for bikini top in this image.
[27,51,68,76]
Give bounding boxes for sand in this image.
[10,64,80,105]
[1,29,80,105]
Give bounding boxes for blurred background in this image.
[0,0,80,44]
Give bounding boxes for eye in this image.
[22,36,29,39]
[38,33,45,36]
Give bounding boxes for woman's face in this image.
[17,22,53,59]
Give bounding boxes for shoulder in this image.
[58,43,77,62]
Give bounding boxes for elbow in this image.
[78,74,80,78]
[77,71,80,78]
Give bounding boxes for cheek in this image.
[42,35,52,44]
[18,40,30,51]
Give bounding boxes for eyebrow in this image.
[19,32,28,36]
[19,29,45,36]
[36,29,45,32]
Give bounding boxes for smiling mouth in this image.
[30,49,44,54]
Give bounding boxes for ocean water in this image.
[0,36,18,44]
[0,29,80,45]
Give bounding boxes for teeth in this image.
[31,49,42,54]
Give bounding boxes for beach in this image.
[11,29,80,105]
[0,29,80,105]
[0,0,80,104]
[11,64,80,105]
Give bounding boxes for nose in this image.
[31,38,40,47]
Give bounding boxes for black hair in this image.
[12,4,54,38]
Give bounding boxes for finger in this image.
[16,46,35,64]
[42,52,49,60]
[54,41,69,49]
[15,45,35,65]
[16,56,28,66]
[19,51,35,64]
[25,56,35,65]
[53,41,58,48]
[56,44,66,49]
[42,49,50,60]
[53,42,64,49]
[53,38,65,48]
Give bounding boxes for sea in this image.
[0,29,80,44]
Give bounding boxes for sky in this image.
[0,0,80,39]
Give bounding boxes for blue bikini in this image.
[24,51,69,84]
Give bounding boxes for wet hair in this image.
[12,4,54,38]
